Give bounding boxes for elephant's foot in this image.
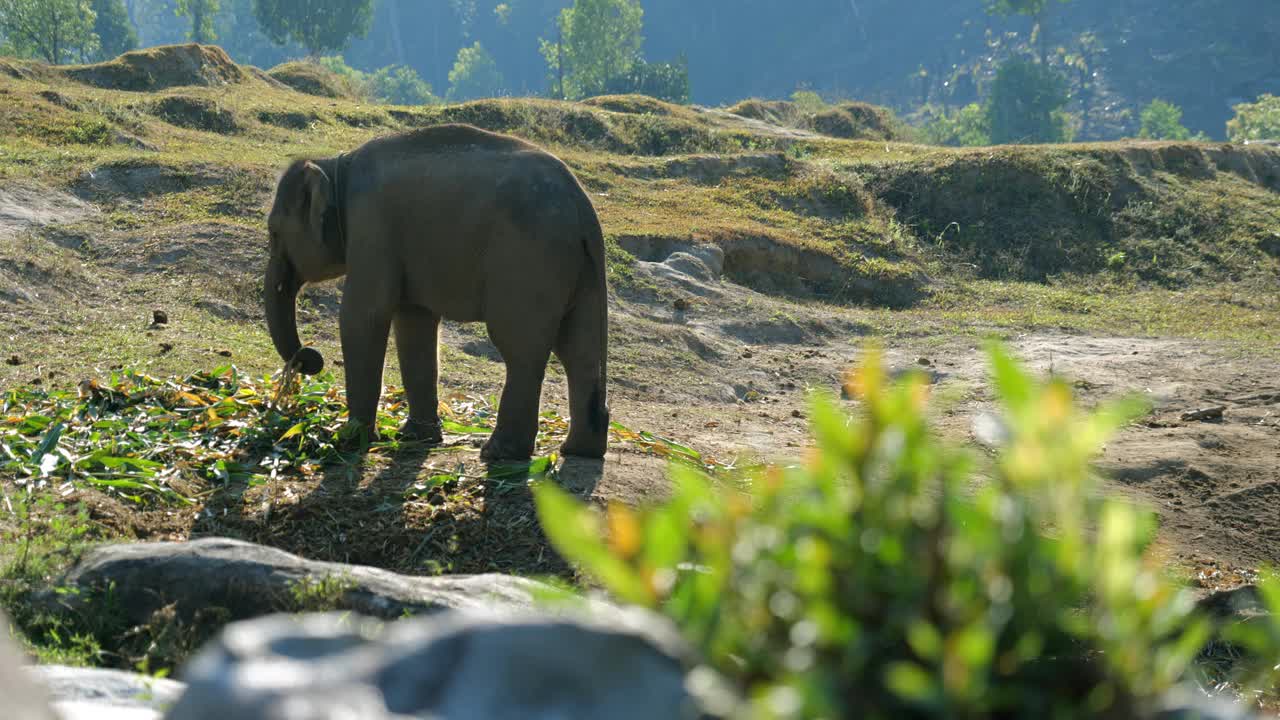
[399,418,443,445]
[335,420,380,452]
[560,433,607,459]
[479,433,535,463]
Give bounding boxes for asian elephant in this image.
[263,124,609,461]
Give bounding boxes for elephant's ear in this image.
[298,161,331,234]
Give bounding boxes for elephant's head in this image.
[264,159,346,376]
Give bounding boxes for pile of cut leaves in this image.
[1,366,731,505]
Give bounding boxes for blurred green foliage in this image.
[537,342,1280,718]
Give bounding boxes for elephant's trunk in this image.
[265,251,324,375]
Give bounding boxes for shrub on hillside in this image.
[366,64,436,105]
[536,343,1280,718]
[789,89,828,115]
[315,56,436,105]
[987,58,1073,144]
[919,102,991,146]
[600,58,690,104]
[1227,94,1280,142]
[1138,100,1193,141]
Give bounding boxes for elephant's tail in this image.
[579,192,610,437]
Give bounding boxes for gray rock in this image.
[41,537,568,627]
[163,609,712,720]
[664,252,717,282]
[30,666,186,720]
[0,611,57,720]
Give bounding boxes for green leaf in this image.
[441,420,491,435]
[30,421,64,468]
[533,481,651,606]
[279,421,307,441]
[984,340,1033,415]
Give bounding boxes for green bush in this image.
[790,89,829,115]
[317,56,437,105]
[601,58,690,104]
[920,103,991,146]
[1138,100,1192,141]
[367,64,437,105]
[987,59,1072,144]
[1227,94,1280,142]
[536,343,1280,718]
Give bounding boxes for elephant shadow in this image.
[191,439,603,578]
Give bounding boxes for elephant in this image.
[263,124,609,461]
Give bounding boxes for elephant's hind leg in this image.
[394,306,444,444]
[555,299,609,459]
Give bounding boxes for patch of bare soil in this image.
[0,182,96,239]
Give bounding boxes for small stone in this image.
[152,309,168,325]
[741,349,753,359]
[5,354,21,366]
[791,409,804,419]
[917,357,931,366]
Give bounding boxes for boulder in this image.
[30,666,186,720]
[163,609,716,720]
[41,537,570,627]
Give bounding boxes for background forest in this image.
[1,0,1277,142]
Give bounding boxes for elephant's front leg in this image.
[340,299,393,442]
[394,306,443,444]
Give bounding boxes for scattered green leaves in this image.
[2,365,728,505]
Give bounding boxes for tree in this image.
[984,0,1071,64]
[1138,100,1191,141]
[90,0,133,58]
[0,0,98,64]
[252,0,373,57]
[1226,94,1280,143]
[174,0,215,43]
[986,58,1071,144]
[447,41,504,100]
[540,0,643,100]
